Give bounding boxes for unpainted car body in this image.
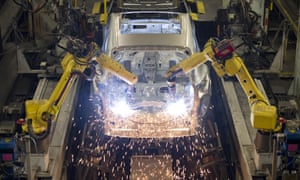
[96,10,211,138]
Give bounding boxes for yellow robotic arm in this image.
[22,44,137,139]
[22,53,85,138]
[167,38,278,131]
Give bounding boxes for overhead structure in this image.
[288,2,300,96]
[273,0,299,37]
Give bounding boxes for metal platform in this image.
[222,78,276,179]
[24,78,80,180]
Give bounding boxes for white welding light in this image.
[110,100,133,117]
[166,98,187,116]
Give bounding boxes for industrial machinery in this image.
[166,38,279,132]
[21,39,137,140]
[20,36,283,178]
[0,0,299,179]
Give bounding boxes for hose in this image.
[27,118,52,140]
[72,66,95,81]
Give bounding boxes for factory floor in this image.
[65,73,238,179]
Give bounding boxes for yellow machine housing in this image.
[22,45,137,137]
[167,38,278,131]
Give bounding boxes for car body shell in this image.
[97,11,211,138]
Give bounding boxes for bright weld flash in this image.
[110,100,133,117]
[166,99,187,116]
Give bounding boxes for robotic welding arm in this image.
[167,38,278,131]
[22,42,137,139]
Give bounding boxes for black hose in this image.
[167,68,183,82]
[27,119,52,140]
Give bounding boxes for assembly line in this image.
[0,0,300,179]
